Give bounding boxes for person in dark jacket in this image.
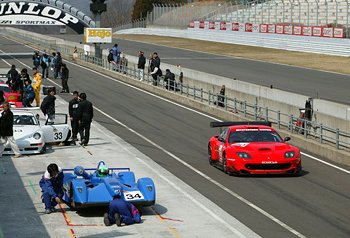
[137,51,146,81]
[6,65,18,86]
[77,93,93,146]
[150,52,161,86]
[0,102,21,158]
[60,63,69,93]
[216,85,225,107]
[164,69,176,90]
[39,163,64,214]
[23,79,35,107]
[103,192,141,226]
[40,52,51,79]
[40,89,56,123]
[69,91,80,145]
[32,51,41,68]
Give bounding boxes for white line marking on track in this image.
[4,36,350,236]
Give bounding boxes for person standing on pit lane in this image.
[77,93,93,146]
[137,51,146,81]
[33,67,42,107]
[69,91,80,145]
[60,63,69,93]
[150,52,162,86]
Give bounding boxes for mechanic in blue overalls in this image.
[39,163,64,214]
[100,166,141,226]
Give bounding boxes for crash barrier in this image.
[117,27,350,57]
[189,21,345,38]
[2,27,350,151]
[79,53,350,151]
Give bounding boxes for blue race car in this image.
[62,161,156,209]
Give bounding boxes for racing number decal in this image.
[123,191,144,201]
[54,132,63,140]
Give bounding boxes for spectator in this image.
[107,49,116,70]
[150,52,162,86]
[137,51,146,81]
[0,102,21,158]
[6,65,18,84]
[119,52,128,74]
[39,163,64,214]
[103,192,141,226]
[32,51,41,68]
[60,63,69,93]
[77,93,93,146]
[33,67,42,107]
[164,69,176,90]
[69,91,80,145]
[53,52,62,79]
[18,68,30,98]
[112,44,119,64]
[40,88,56,123]
[217,85,226,107]
[23,79,35,107]
[40,52,51,79]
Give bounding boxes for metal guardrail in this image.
[78,53,350,151]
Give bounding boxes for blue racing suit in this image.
[39,169,64,210]
[108,198,141,225]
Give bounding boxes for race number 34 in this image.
[123,191,144,201]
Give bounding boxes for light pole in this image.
[90,0,107,59]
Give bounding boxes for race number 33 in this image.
[54,132,63,140]
[123,191,144,201]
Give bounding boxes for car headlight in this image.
[285,151,295,158]
[236,152,251,159]
[33,132,41,140]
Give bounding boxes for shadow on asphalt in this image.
[79,230,133,238]
[0,156,49,238]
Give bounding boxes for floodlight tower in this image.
[90,0,107,59]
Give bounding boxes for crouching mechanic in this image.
[39,163,64,214]
[104,192,141,226]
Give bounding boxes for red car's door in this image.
[214,128,229,163]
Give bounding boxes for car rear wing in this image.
[63,167,130,172]
[210,121,272,128]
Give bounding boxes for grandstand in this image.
[206,0,348,27]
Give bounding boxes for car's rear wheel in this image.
[223,154,228,174]
[208,145,213,165]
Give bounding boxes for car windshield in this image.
[13,115,38,125]
[0,85,12,93]
[228,131,283,143]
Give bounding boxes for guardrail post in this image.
[200,88,203,102]
[265,107,269,121]
[187,84,189,97]
[336,128,340,149]
[289,114,293,131]
[244,100,247,117]
[234,98,237,112]
[216,94,219,108]
[208,91,211,105]
[254,104,257,120]
[319,123,323,143]
[304,119,308,138]
[193,86,196,100]
[224,96,227,111]
[133,65,136,78]
[277,110,281,129]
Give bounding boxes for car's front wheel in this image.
[223,154,228,174]
[208,145,213,165]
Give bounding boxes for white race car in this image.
[3,110,71,155]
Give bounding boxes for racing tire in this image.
[208,145,213,165]
[69,183,77,211]
[40,144,47,154]
[223,154,228,174]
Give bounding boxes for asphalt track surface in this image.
[52,34,350,105]
[1,35,350,238]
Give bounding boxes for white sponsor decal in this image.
[123,191,144,201]
[262,161,278,164]
[0,15,63,25]
[233,143,250,147]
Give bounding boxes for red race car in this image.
[208,121,302,175]
[0,82,23,108]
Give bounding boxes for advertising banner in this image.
[232,22,239,31]
[252,24,259,32]
[189,21,194,28]
[322,27,333,37]
[199,21,205,29]
[204,21,209,29]
[268,24,276,33]
[284,25,291,34]
[209,21,215,29]
[312,26,322,36]
[245,23,253,32]
[333,28,344,38]
[260,24,268,33]
[194,21,200,28]
[84,28,112,43]
[302,26,312,36]
[293,26,302,35]
[220,21,226,30]
[276,25,284,34]
[214,21,220,30]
